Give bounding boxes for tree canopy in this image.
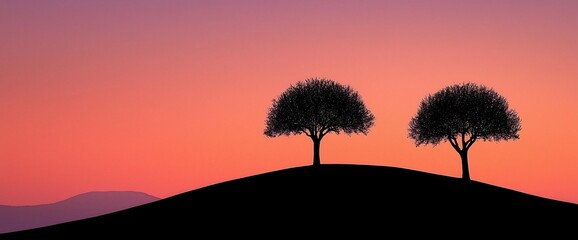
[408,82,521,180]
[264,78,375,165]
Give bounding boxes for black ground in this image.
[2,164,576,239]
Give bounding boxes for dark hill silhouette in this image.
[1,164,576,238]
[0,191,159,234]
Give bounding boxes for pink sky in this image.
[1,0,577,206]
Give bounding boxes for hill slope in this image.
[0,191,160,234]
[2,164,577,238]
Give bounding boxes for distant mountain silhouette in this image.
[1,164,576,238]
[0,191,159,234]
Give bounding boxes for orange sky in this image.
[1,0,577,206]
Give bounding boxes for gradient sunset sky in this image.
[1,0,577,206]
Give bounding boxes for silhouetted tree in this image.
[408,82,521,181]
[264,78,375,166]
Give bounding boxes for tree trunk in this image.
[312,138,321,166]
[459,150,471,181]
